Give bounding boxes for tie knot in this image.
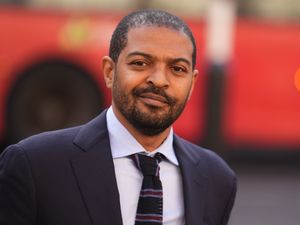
[131,153,164,177]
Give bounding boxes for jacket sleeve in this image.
[220,176,237,225]
[0,145,36,225]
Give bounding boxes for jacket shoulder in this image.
[174,135,236,178]
[18,126,81,150]
[1,126,82,163]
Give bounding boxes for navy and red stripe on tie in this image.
[131,153,164,225]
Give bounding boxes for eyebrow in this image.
[127,51,191,67]
[172,58,191,67]
[127,51,152,59]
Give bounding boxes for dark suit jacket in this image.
[0,110,236,225]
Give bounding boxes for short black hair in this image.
[109,9,197,69]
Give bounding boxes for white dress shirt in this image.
[106,107,185,225]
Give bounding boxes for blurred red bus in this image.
[1,5,300,154]
[0,5,206,144]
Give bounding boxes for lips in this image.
[133,85,175,107]
[138,92,169,107]
[140,92,168,103]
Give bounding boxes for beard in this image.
[112,77,189,136]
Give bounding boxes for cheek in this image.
[113,76,138,98]
[172,80,193,100]
[115,72,147,93]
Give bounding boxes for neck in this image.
[130,127,171,152]
[112,105,171,152]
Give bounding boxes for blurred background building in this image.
[0,0,300,224]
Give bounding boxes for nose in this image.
[146,65,170,88]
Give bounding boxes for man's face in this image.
[104,26,198,136]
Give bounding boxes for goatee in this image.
[113,84,188,136]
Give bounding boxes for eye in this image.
[171,65,187,74]
[130,61,147,67]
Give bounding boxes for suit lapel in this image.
[71,111,123,225]
[69,110,208,225]
[174,136,208,225]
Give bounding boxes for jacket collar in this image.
[174,135,208,225]
[71,110,208,225]
[71,110,123,225]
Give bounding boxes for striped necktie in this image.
[131,153,164,225]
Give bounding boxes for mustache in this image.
[133,86,176,105]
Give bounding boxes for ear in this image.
[187,69,199,100]
[102,56,115,88]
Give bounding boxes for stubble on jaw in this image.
[112,74,188,136]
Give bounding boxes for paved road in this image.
[228,163,300,225]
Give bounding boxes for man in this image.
[0,9,236,225]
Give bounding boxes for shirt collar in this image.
[106,106,179,166]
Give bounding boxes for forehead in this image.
[123,26,193,60]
